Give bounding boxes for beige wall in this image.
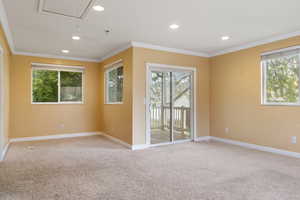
[210,36,300,153]
[6,26,300,153]
[10,55,102,138]
[99,48,133,145]
[0,23,11,151]
[132,47,210,145]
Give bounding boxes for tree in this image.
[266,55,299,103]
[32,70,83,102]
[32,70,58,102]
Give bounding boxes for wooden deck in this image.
[151,129,191,144]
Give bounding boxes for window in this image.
[105,61,123,104]
[262,47,300,105]
[32,63,84,104]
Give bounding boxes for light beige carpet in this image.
[1,135,300,200]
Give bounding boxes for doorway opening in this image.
[146,63,196,146]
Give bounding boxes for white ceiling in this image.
[2,0,300,61]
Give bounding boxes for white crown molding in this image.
[210,30,300,57]
[131,41,210,58]
[14,51,101,63]
[98,43,132,62]
[0,0,15,54]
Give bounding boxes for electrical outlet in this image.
[291,136,297,144]
[225,128,229,133]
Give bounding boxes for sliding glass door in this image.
[173,71,192,141]
[150,71,172,144]
[148,67,193,145]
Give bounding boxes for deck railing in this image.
[150,105,190,132]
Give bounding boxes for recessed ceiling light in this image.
[72,36,80,40]
[93,5,104,12]
[221,36,230,41]
[62,50,69,54]
[169,24,179,30]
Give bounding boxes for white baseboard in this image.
[0,142,10,162]
[210,136,300,159]
[8,132,300,158]
[98,132,132,149]
[8,131,142,151]
[99,132,151,150]
[194,136,211,142]
[10,132,101,143]
[132,144,150,150]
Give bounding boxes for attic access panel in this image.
[38,0,96,19]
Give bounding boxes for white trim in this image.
[146,63,197,72]
[131,41,210,58]
[194,136,211,142]
[38,0,96,20]
[31,102,84,105]
[261,45,300,56]
[10,132,101,143]
[210,136,300,159]
[0,142,9,162]
[104,59,123,69]
[210,30,300,57]
[0,44,5,161]
[32,63,85,70]
[0,0,15,53]
[14,51,101,63]
[97,132,151,150]
[99,44,132,62]
[99,132,132,149]
[132,144,150,150]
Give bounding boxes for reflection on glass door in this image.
[173,72,192,141]
[149,69,193,145]
[150,71,172,144]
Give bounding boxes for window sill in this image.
[105,102,123,105]
[32,102,84,105]
[262,103,300,106]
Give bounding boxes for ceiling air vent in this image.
[38,0,96,20]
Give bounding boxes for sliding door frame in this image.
[145,63,197,146]
[0,45,4,153]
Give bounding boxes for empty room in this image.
[1,0,300,199]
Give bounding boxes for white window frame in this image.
[261,46,300,106]
[31,63,85,105]
[104,60,124,104]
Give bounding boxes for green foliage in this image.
[60,71,82,87]
[60,71,83,102]
[32,70,83,103]
[32,70,58,102]
[108,67,123,102]
[266,55,299,103]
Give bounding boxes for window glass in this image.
[265,54,300,103]
[60,71,83,102]
[106,66,123,103]
[32,66,84,104]
[32,70,58,102]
